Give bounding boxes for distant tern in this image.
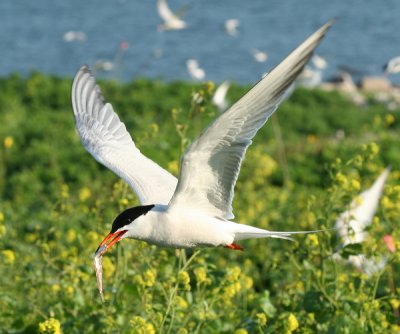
[157,0,187,31]
[251,48,268,63]
[212,81,231,112]
[383,56,400,75]
[334,168,391,275]
[71,21,333,297]
[186,59,205,80]
[225,19,240,37]
[63,31,87,43]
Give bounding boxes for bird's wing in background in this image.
[168,21,334,220]
[72,66,177,205]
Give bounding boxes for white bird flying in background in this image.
[63,30,87,43]
[311,54,327,70]
[157,0,187,31]
[334,168,391,275]
[251,48,268,63]
[71,21,333,299]
[186,59,205,80]
[212,81,231,112]
[225,19,240,37]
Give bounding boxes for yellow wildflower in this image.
[256,312,267,326]
[3,136,14,149]
[102,257,116,279]
[390,299,400,309]
[226,266,241,281]
[351,179,361,191]
[130,316,155,334]
[288,313,299,331]
[52,284,61,293]
[175,296,188,309]
[66,229,76,243]
[178,271,191,290]
[79,187,91,202]
[38,318,62,334]
[307,134,317,144]
[307,234,319,247]
[0,212,4,222]
[2,249,16,265]
[194,267,211,285]
[143,269,156,287]
[385,114,395,125]
[234,329,248,334]
[168,160,179,175]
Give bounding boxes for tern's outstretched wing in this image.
[168,21,334,219]
[72,66,177,205]
[157,0,180,23]
[335,167,390,245]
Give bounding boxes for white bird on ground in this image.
[186,59,205,80]
[63,31,87,43]
[212,81,231,112]
[71,21,333,297]
[251,48,268,63]
[383,56,400,75]
[225,19,240,37]
[334,168,391,275]
[157,0,187,31]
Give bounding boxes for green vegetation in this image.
[0,72,399,333]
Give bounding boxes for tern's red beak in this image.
[95,230,127,256]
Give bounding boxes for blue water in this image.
[1,0,399,84]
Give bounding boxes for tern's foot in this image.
[224,243,244,251]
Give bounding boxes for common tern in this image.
[212,81,231,112]
[334,168,391,275]
[157,0,187,31]
[383,56,400,75]
[72,21,333,295]
[186,59,205,80]
[225,19,240,37]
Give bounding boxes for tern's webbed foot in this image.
[224,243,244,251]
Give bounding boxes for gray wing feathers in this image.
[169,21,333,219]
[72,66,177,205]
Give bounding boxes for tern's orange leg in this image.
[224,243,244,251]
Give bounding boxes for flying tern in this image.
[212,81,231,112]
[225,19,240,37]
[157,0,187,31]
[186,59,205,80]
[71,21,333,296]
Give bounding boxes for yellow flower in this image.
[130,316,155,334]
[3,136,14,149]
[226,266,241,281]
[256,312,267,326]
[38,318,62,334]
[351,179,361,191]
[2,249,16,265]
[168,160,179,175]
[0,212,4,222]
[66,229,76,243]
[386,114,395,125]
[234,329,248,334]
[51,284,61,293]
[307,234,319,247]
[144,269,156,287]
[175,296,188,309]
[79,187,91,202]
[194,267,211,285]
[288,313,299,332]
[307,134,317,144]
[178,271,191,290]
[102,257,116,279]
[390,299,400,309]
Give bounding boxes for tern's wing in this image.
[168,21,333,219]
[72,66,177,205]
[336,167,390,242]
[157,0,180,23]
[212,81,230,111]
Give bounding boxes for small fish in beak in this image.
[93,230,127,301]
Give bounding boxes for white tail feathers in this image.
[234,224,334,242]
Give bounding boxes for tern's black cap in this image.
[111,204,154,233]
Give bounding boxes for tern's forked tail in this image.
[233,224,334,242]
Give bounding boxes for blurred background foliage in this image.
[0,72,399,333]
